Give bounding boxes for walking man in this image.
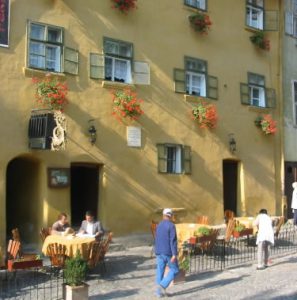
[155,208,179,298]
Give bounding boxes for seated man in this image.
[79,211,104,238]
[51,212,70,235]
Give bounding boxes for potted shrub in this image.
[254,114,277,135]
[111,88,144,124]
[111,0,137,13]
[250,31,270,51]
[233,224,253,238]
[64,252,88,300]
[191,101,218,129]
[195,226,211,237]
[188,12,212,35]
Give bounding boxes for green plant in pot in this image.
[64,251,89,300]
[234,224,245,233]
[195,226,211,236]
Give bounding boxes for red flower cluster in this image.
[111,88,144,123]
[32,74,68,111]
[250,32,270,51]
[189,13,212,35]
[255,114,276,135]
[111,0,137,13]
[191,101,218,129]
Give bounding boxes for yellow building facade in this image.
[0,0,282,248]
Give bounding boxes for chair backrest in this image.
[224,210,235,224]
[47,243,67,267]
[150,221,158,240]
[225,219,236,242]
[7,239,20,260]
[196,216,209,225]
[99,232,113,261]
[40,227,52,243]
[12,228,21,242]
[88,241,103,269]
[275,216,285,238]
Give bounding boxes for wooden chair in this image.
[98,232,113,272]
[225,219,236,242]
[196,216,209,225]
[47,243,67,268]
[88,241,103,269]
[274,216,285,238]
[11,228,21,242]
[40,227,52,243]
[224,210,235,224]
[7,239,21,260]
[150,220,158,258]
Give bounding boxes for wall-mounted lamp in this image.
[228,133,236,154]
[88,119,97,145]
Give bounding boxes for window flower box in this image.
[254,114,277,135]
[233,228,253,238]
[111,0,137,13]
[7,259,43,271]
[188,12,212,35]
[191,101,218,129]
[250,31,270,51]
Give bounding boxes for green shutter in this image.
[265,88,276,108]
[90,53,105,79]
[182,145,191,175]
[157,144,167,173]
[264,10,279,31]
[207,75,218,100]
[240,83,250,105]
[174,68,186,93]
[64,47,79,75]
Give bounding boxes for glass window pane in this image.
[48,27,62,43]
[30,24,45,40]
[104,40,119,55]
[30,42,45,55]
[119,43,132,58]
[104,57,113,80]
[46,45,61,72]
[114,59,128,82]
[29,54,45,69]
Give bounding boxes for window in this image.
[157,144,191,174]
[184,0,206,11]
[90,37,150,85]
[27,21,79,74]
[174,56,218,99]
[285,0,297,37]
[240,72,275,108]
[293,81,297,125]
[246,0,264,30]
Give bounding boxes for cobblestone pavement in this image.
[87,246,297,300]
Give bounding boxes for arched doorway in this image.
[6,156,42,244]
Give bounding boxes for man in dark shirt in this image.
[51,212,70,234]
[155,208,179,297]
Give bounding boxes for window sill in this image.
[184,94,211,103]
[245,26,263,33]
[183,5,207,13]
[101,80,135,90]
[248,105,271,113]
[23,67,66,79]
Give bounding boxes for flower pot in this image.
[7,259,43,271]
[233,228,253,238]
[64,283,89,300]
[189,236,197,245]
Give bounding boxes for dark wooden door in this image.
[223,160,238,214]
[284,161,297,219]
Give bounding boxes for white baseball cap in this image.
[163,208,173,217]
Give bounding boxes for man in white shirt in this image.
[79,211,104,238]
[253,208,274,270]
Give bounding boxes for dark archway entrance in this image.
[70,163,100,227]
[223,160,238,214]
[284,161,297,219]
[6,156,41,244]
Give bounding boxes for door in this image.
[284,162,297,219]
[223,160,238,214]
[70,163,100,227]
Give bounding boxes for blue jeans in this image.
[156,254,179,289]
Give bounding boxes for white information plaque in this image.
[127,126,141,147]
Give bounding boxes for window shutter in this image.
[240,83,250,105]
[157,144,167,173]
[133,61,150,85]
[264,10,279,31]
[182,145,191,175]
[285,11,294,35]
[265,88,276,108]
[174,68,186,93]
[64,47,79,75]
[90,53,105,79]
[207,75,218,100]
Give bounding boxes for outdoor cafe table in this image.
[42,234,96,260]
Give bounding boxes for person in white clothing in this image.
[291,182,297,225]
[253,208,274,270]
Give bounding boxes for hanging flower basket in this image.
[111,88,144,123]
[111,0,137,13]
[188,12,212,35]
[32,74,68,111]
[254,114,276,135]
[191,101,218,129]
[250,31,270,51]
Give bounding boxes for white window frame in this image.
[292,80,297,125]
[246,1,264,30]
[184,0,206,10]
[104,55,132,84]
[186,71,206,97]
[28,22,63,73]
[249,85,265,107]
